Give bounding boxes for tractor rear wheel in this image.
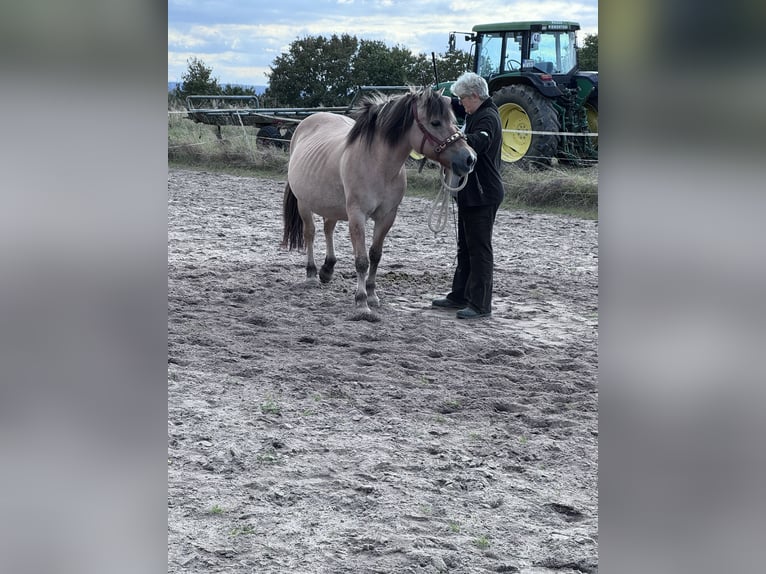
[493,85,560,166]
[257,125,282,148]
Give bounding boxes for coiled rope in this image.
[427,168,468,234]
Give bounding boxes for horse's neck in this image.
[368,140,411,176]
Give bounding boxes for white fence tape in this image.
[503,128,598,137]
[169,111,598,137]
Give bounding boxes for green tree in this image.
[264,34,471,107]
[409,53,439,86]
[175,57,221,99]
[221,84,257,96]
[267,34,360,107]
[577,34,598,71]
[350,40,419,87]
[410,50,472,86]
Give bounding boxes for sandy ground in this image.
[168,168,598,573]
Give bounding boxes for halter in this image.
[411,100,466,156]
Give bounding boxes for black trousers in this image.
[447,203,500,314]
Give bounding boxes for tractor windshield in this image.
[475,29,578,77]
[476,32,524,76]
[529,31,577,74]
[476,33,503,77]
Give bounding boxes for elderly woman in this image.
[432,72,505,319]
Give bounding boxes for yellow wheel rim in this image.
[585,104,598,150]
[498,103,531,162]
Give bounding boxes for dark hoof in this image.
[319,269,334,283]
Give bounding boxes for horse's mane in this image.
[347,87,449,149]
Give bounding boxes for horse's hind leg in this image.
[319,218,338,283]
[299,206,319,281]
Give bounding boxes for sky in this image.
[168,0,598,87]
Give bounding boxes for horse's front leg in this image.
[366,209,397,307]
[347,211,371,313]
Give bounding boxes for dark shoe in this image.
[432,297,467,309]
[456,307,491,319]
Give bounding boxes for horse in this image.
[281,87,476,319]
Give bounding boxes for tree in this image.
[410,50,472,86]
[577,34,598,71]
[265,34,472,107]
[350,40,420,87]
[267,34,360,107]
[175,57,221,99]
[221,84,257,96]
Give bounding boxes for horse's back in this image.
[289,113,353,161]
[287,113,354,220]
[292,112,353,141]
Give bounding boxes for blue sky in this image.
[168,0,598,86]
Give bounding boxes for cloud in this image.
[168,1,598,84]
[167,29,207,50]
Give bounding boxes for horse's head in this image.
[408,89,476,177]
[347,87,476,176]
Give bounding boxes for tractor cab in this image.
[474,22,578,76]
[468,21,581,96]
[445,20,598,166]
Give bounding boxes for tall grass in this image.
[168,112,289,174]
[405,161,598,219]
[168,113,598,219]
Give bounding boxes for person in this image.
[432,72,505,319]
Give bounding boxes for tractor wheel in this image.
[492,85,560,166]
[257,125,282,148]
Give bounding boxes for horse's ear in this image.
[435,88,445,97]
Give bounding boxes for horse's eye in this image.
[430,120,441,128]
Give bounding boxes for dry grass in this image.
[502,163,598,211]
[404,161,597,219]
[168,113,289,173]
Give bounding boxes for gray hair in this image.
[451,72,490,100]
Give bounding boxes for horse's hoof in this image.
[349,310,381,322]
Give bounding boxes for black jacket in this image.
[458,98,505,208]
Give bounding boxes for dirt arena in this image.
[167,168,598,573]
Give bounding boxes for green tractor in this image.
[441,21,598,166]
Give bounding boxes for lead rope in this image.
[427,168,469,234]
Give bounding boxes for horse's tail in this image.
[281,182,304,250]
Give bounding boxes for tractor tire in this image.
[257,125,282,148]
[492,85,560,167]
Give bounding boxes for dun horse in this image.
[282,88,476,319]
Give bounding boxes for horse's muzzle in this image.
[451,149,477,177]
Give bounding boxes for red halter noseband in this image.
[411,100,466,156]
